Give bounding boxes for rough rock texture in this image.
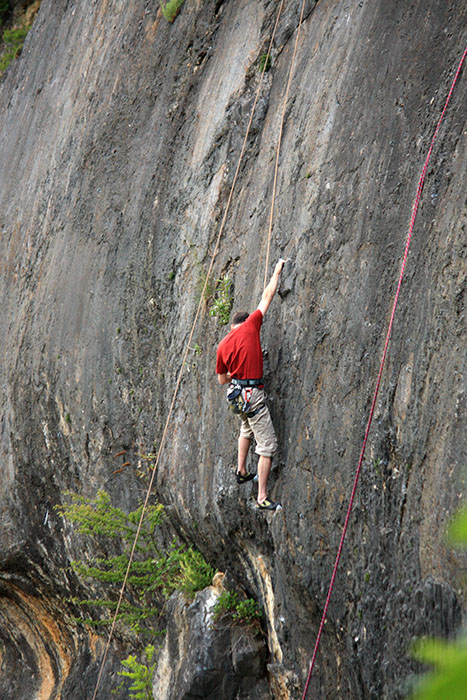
[0,0,466,698]
[153,585,269,700]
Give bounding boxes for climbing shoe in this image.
[236,471,256,484]
[256,498,281,511]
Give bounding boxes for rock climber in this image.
[216,259,285,511]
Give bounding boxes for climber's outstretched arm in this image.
[258,259,285,316]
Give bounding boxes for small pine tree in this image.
[56,490,216,633]
[118,644,157,700]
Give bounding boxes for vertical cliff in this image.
[0,1,466,698]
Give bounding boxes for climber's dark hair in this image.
[232,311,249,325]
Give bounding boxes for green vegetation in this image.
[0,25,29,73]
[209,275,233,326]
[197,268,233,324]
[58,489,217,697]
[172,546,215,599]
[56,490,215,633]
[449,505,467,543]
[160,0,184,23]
[213,590,262,627]
[412,637,467,700]
[0,1,41,77]
[259,52,271,72]
[410,506,467,699]
[118,644,157,700]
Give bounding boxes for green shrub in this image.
[213,590,239,618]
[233,598,262,625]
[209,276,233,326]
[213,590,262,627]
[160,0,184,23]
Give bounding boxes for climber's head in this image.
[231,310,249,328]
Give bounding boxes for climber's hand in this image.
[275,259,286,275]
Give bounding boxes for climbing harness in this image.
[301,45,467,700]
[230,378,264,388]
[227,381,265,417]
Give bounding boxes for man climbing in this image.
[216,259,285,511]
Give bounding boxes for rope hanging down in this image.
[301,45,467,700]
[90,3,286,698]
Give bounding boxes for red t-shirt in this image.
[216,309,263,380]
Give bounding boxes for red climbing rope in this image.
[301,45,466,700]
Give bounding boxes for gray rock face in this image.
[154,586,269,700]
[0,0,466,698]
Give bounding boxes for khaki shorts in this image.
[238,388,277,457]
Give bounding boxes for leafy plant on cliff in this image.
[117,644,157,700]
[213,590,262,627]
[56,490,215,633]
[209,275,233,326]
[410,506,467,699]
[159,0,184,23]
